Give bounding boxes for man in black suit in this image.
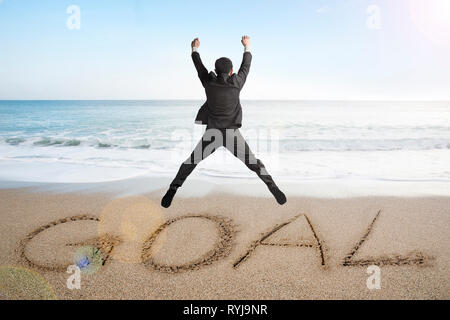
[161,36,286,208]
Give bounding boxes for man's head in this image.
[215,57,233,76]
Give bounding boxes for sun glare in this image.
[409,0,450,46]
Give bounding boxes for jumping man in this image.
[161,36,286,208]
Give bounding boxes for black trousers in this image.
[170,128,277,189]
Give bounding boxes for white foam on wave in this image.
[1,100,450,194]
[1,145,450,187]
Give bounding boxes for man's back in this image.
[191,38,252,129]
[160,36,287,209]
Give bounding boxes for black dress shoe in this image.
[161,188,177,208]
[268,186,287,205]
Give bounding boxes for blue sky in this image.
[0,0,449,100]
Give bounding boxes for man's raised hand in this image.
[241,35,250,47]
[191,37,200,49]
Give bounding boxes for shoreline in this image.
[1,174,450,199]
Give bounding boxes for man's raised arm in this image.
[235,35,252,89]
[191,37,208,84]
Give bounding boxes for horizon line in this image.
[1,99,449,103]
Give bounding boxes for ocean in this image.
[0,100,449,190]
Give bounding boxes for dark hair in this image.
[215,57,233,74]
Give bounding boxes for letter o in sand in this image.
[141,215,235,273]
[98,196,166,264]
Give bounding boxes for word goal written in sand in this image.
[18,198,433,274]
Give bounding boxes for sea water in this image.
[0,100,449,194]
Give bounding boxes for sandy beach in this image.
[0,181,448,300]
[2,0,450,306]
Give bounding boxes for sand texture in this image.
[0,188,449,300]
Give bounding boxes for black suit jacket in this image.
[192,51,252,129]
